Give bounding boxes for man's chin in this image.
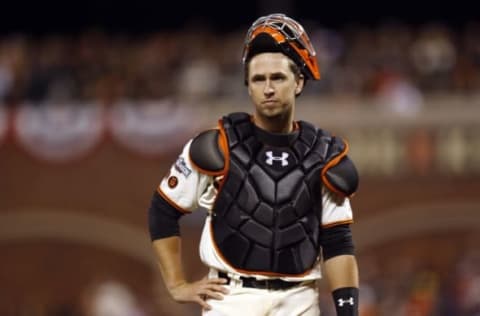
[260,108,283,118]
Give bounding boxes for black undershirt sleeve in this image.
[320,224,355,260]
[148,190,185,241]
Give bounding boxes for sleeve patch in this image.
[174,157,192,177]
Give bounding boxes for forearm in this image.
[324,254,359,316]
[151,236,228,309]
[323,254,359,290]
[152,236,187,292]
[149,188,188,292]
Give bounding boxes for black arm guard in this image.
[148,190,184,240]
[333,287,359,316]
[189,129,225,174]
[324,156,359,197]
[320,224,355,261]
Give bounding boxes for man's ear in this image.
[295,74,305,95]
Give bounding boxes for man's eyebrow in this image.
[251,73,266,80]
[270,72,287,78]
[251,72,286,79]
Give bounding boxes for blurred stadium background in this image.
[1,1,479,315]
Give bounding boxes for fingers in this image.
[196,278,230,311]
[211,284,230,295]
[207,277,228,284]
[198,281,229,298]
[174,277,230,310]
[195,296,212,311]
[201,289,224,300]
[204,278,229,294]
[196,281,229,311]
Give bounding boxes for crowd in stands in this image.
[0,20,479,107]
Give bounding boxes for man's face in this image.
[247,53,304,119]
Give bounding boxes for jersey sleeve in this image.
[158,140,213,213]
[321,186,354,228]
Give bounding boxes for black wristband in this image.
[332,287,359,316]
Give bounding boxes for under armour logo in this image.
[265,151,289,166]
[337,297,355,307]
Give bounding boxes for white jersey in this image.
[158,139,354,282]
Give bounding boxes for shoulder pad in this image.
[323,155,359,197]
[189,129,225,175]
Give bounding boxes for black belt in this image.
[218,271,302,290]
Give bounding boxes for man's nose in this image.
[264,80,274,95]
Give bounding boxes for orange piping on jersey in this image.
[188,128,227,177]
[321,219,354,229]
[321,139,351,198]
[157,187,192,214]
[292,120,299,131]
[214,119,230,190]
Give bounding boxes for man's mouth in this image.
[262,100,278,105]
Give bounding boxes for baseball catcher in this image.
[149,13,360,316]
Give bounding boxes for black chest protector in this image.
[210,112,346,275]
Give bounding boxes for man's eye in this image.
[271,75,285,81]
